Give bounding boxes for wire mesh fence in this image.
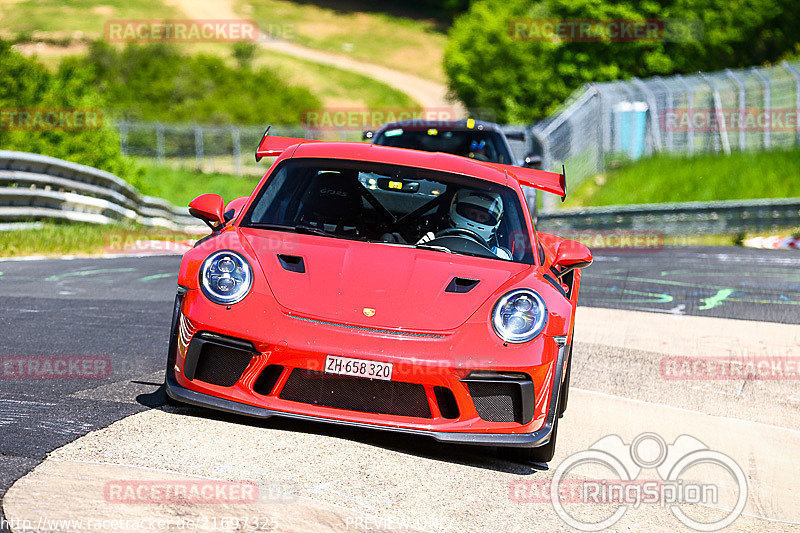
[115,59,800,212]
[116,122,330,176]
[530,60,800,210]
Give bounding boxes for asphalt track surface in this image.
[0,246,798,530]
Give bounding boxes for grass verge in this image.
[238,0,447,82]
[129,161,262,207]
[564,148,800,208]
[252,47,420,109]
[0,223,197,257]
[0,0,181,37]
[2,223,793,259]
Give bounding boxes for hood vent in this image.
[277,254,305,273]
[445,277,480,294]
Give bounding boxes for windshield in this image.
[241,159,534,264]
[373,128,513,164]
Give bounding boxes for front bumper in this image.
[165,289,568,448]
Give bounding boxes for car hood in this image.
[239,228,531,331]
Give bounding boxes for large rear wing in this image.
[505,165,566,200]
[254,127,322,161]
[254,128,566,199]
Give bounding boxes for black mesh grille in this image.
[467,381,522,423]
[253,365,284,396]
[193,343,254,387]
[433,386,460,419]
[279,369,431,418]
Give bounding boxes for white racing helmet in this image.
[449,189,503,242]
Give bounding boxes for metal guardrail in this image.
[2,151,796,237]
[0,151,201,230]
[538,197,800,235]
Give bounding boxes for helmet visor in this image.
[455,202,501,226]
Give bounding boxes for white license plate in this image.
[325,355,393,381]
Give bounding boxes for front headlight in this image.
[491,289,547,343]
[200,250,253,305]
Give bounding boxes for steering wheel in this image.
[436,227,490,248]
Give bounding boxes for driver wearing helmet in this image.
[418,189,512,260]
[465,139,490,161]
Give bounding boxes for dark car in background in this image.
[366,119,542,168]
[367,119,544,220]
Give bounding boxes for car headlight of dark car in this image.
[491,289,547,343]
[200,250,253,305]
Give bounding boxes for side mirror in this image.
[189,193,225,230]
[523,153,542,168]
[223,196,249,223]
[362,130,374,141]
[553,239,592,277]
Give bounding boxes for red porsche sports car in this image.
[165,131,592,463]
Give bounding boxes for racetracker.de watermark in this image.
[561,230,664,252]
[509,18,703,42]
[662,108,800,132]
[104,231,196,256]
[1,515,278,532]
[301,107,461,131]
[104,19,261,42]
[510,432,748,531]
[104,480,259,504]
[1,356,111,379]
[0,108,102,131]
[661,356,800,380]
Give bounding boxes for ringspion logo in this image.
[510,433,747,531]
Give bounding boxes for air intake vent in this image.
[253,364,284,396]
[277,254,305,273]
[462,372,534,424]
[467,381,521,422]
[193,343,254,387]
[279,369,431,418]
[433,386,460,419]
[445,277,479,293]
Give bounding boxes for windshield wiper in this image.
[249,223,338,238]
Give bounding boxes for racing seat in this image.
[296,171,364,235]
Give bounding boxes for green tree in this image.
[63,41,320,125]
[445,0,800,122]
[0,40,135,177]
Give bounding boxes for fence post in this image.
[530,127,553,214]
[232,126,242,177]
[194,125,204,170]
[118,121,129,155]
[725,68,747,151]
[699,72,731,155]
[751,67,771,149]
[675,75,695,155]
[781,61,800,147]
[652,77,674,152]
[155,122,165,164]
[590,84,605,175]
